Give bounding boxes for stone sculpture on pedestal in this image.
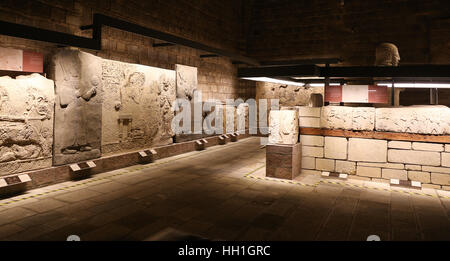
[268,110,299,145]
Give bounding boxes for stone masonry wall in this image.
[297,105,450,190]
[0,0,255,102]
[301,135,450,190]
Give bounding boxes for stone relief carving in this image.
[268,110,299,145]
[50,49,103,165]
[101,59,176,154]
[0,74,54,176]
[175,64,197,101]
[256,81,324,107]
[375,105,450,135]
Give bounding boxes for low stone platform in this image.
[266,143,302,180]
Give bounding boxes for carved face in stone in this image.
[25,87,50,118]
[375,43,400,66]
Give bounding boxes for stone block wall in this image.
[300,135,450,190]
[0,0,255,102]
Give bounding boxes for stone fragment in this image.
[321,106,353,130]
[388,150,440,166]
[0,74,54,175]
[356,166,381,178]
[388,141,411,150]
[316,158,335,172]
[335,160,356,175]
[407,171,431,183]
[302,146,323,157]
[382,169,407,180]
[324,136,347,160]
[175,64,197,101]
[412,142,444,152]
[268,110,299,145]
[352,107,375,131]
[300,135,323,146]
[348,138,387,163]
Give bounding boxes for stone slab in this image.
[412,142,444,152]
[388,141,411,150]
[302,146,323,157]
[300,135,323,146]
[299,117,321,128]
[316,158,335,172]
[324,136,347,160]
[431,173,450,186]
[348,138,387,163]
[266,143,302,180]
[301,156,316,169]
[388,149,440,166]
[335,160,356,175]
[407,171,431,183]
[442,152,450,167]
[356,166,381,178]
[382,169,407,180]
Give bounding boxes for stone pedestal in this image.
[266,143,302,180]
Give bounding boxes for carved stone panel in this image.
[269,110,299,145]
[175,64,197,101]
[375,105,450,135]
[50,49,103,165]
[101,60,176,154]
[0,74,54,175]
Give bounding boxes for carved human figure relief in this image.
[50,49,103,165]
[268,110,299,145]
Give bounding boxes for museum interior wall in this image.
[244,0,450,65]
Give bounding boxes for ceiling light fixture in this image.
[377,83,450,88]
[241,77,305,87]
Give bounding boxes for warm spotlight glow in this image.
[377,83,450,88]
[308,83,341,87]
[241,77,305,86]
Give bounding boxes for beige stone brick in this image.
[299,117,320,128]
[358,162,404,169]
[335,160,356,175]
[301,169,321,176]
[388,141,411,150]
[302,146,323,157]
[422,184,441,190]
[316,158,335,172]
[446,144,450,152]
[348,138,387,163]
[442,153,450,167]
[324,136,347,160]
[388,150,440,166]
[442,186,450,191]
[422,166,450,174]
[405,164,421,171]
[412,142,444,152]
[301,156,316,169]
[382,169,407,180]
[300,135,324,146]
[431,173,450,186]
[356,166,381,178]
[298,107,321,117]
[407,171,431,183]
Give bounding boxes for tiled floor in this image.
[1,137,449,241]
